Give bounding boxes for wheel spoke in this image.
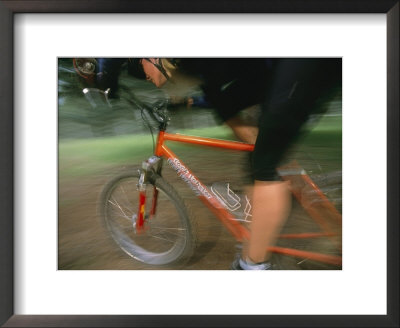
[149,225,185,238]
[101,174,191,265]
[108,198,132,221]
[119,184,137,208]
[146,232,177,244]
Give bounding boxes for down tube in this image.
[160,144,250,242]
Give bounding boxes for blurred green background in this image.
[58,58,342,178]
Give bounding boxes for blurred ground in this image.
[58,144,342,270]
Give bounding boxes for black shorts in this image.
[251,58,341,181]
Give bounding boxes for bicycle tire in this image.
[99,171,197,267]
[309,170,342,214]
[272,170,342,270]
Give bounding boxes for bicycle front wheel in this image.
[99,171,196,266]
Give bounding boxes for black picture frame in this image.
[0,1,398,327]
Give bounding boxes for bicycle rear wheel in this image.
[272,170,342,270]
[99,171,196,266]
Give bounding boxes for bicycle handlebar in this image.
[126,91,170,129]
[81,85,171,129]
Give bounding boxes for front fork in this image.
[135,155,162,233]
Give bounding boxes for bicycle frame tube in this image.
[150,130,342,266]
[154,131,255,158]
[156,132,251,242]
[278,161,342,252]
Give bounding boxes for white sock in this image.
[239,257,272,270]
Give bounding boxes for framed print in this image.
[1,1,398,327]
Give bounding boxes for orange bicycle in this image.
[98,97,342,269]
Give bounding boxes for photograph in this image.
[58,57,343,271]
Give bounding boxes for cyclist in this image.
[83,58,341,270]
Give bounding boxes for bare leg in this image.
[225,116,258,144]
[245,180,291,263]
[225,118,291,264]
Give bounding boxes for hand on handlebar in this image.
[169,95,195,109]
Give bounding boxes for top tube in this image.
[163,132,255,152]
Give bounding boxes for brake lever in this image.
[152,105,169,123]
[125,90,170,125]
[82,88,112,108]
